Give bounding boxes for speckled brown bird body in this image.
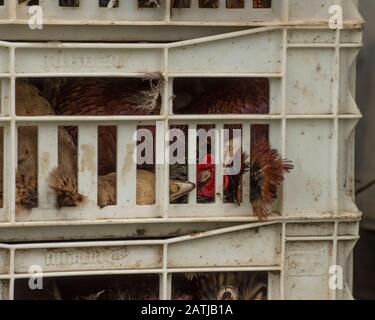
[181,272,267,300]
[51,77,162,176]
[178,78,269,115]
[0,81,80,210]
[2,80,193,211]
[27,76,291,219]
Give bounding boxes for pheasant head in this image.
[170,180,196,202]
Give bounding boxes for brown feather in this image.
[48,167,87,208]
[183,272,267,300]
[250,138,293,220]
[178,78,269,115]
[0,80,194,211]
[52,77,163,176]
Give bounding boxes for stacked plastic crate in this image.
[0,0,364,300]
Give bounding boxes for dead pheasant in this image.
[73,276,159,300]
[183,272,267,300]
[174,78,269,115]
[196,141,293,220]
[82,170,194,208]
[0,80,79,210]
[1,80,193,211]
[36,77,291,219]
[100,279,159,300]
[40,76,196,205]
[49,76,163,116]
[37,76,163,176]
[175,78,292,219]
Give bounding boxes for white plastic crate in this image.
[0,0,364,27]
[0,26,363,227]
[0,220,360,300]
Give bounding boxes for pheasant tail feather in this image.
[250,138,294,220]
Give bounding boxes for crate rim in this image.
[0,0,365,28]
[0,218,360,300]
[0,212,363,228]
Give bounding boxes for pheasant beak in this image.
[169,180,196,202]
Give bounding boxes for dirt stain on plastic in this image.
[80,144,96,173]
